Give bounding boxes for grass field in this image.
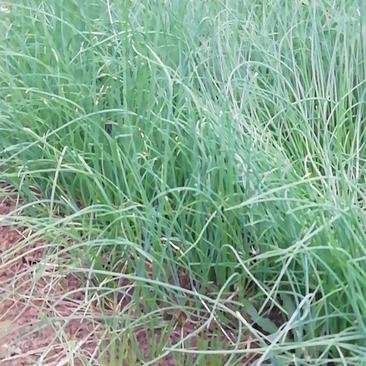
[0,0,365,364]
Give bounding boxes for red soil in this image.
[0,197,99,365]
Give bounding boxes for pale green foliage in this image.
[0,0,365,364]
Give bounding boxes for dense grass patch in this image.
[1,0,365,364]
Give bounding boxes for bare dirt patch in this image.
[0,196,100,365]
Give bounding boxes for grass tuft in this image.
[1,0,365,364]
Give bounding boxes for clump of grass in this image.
[1,0,365,364]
